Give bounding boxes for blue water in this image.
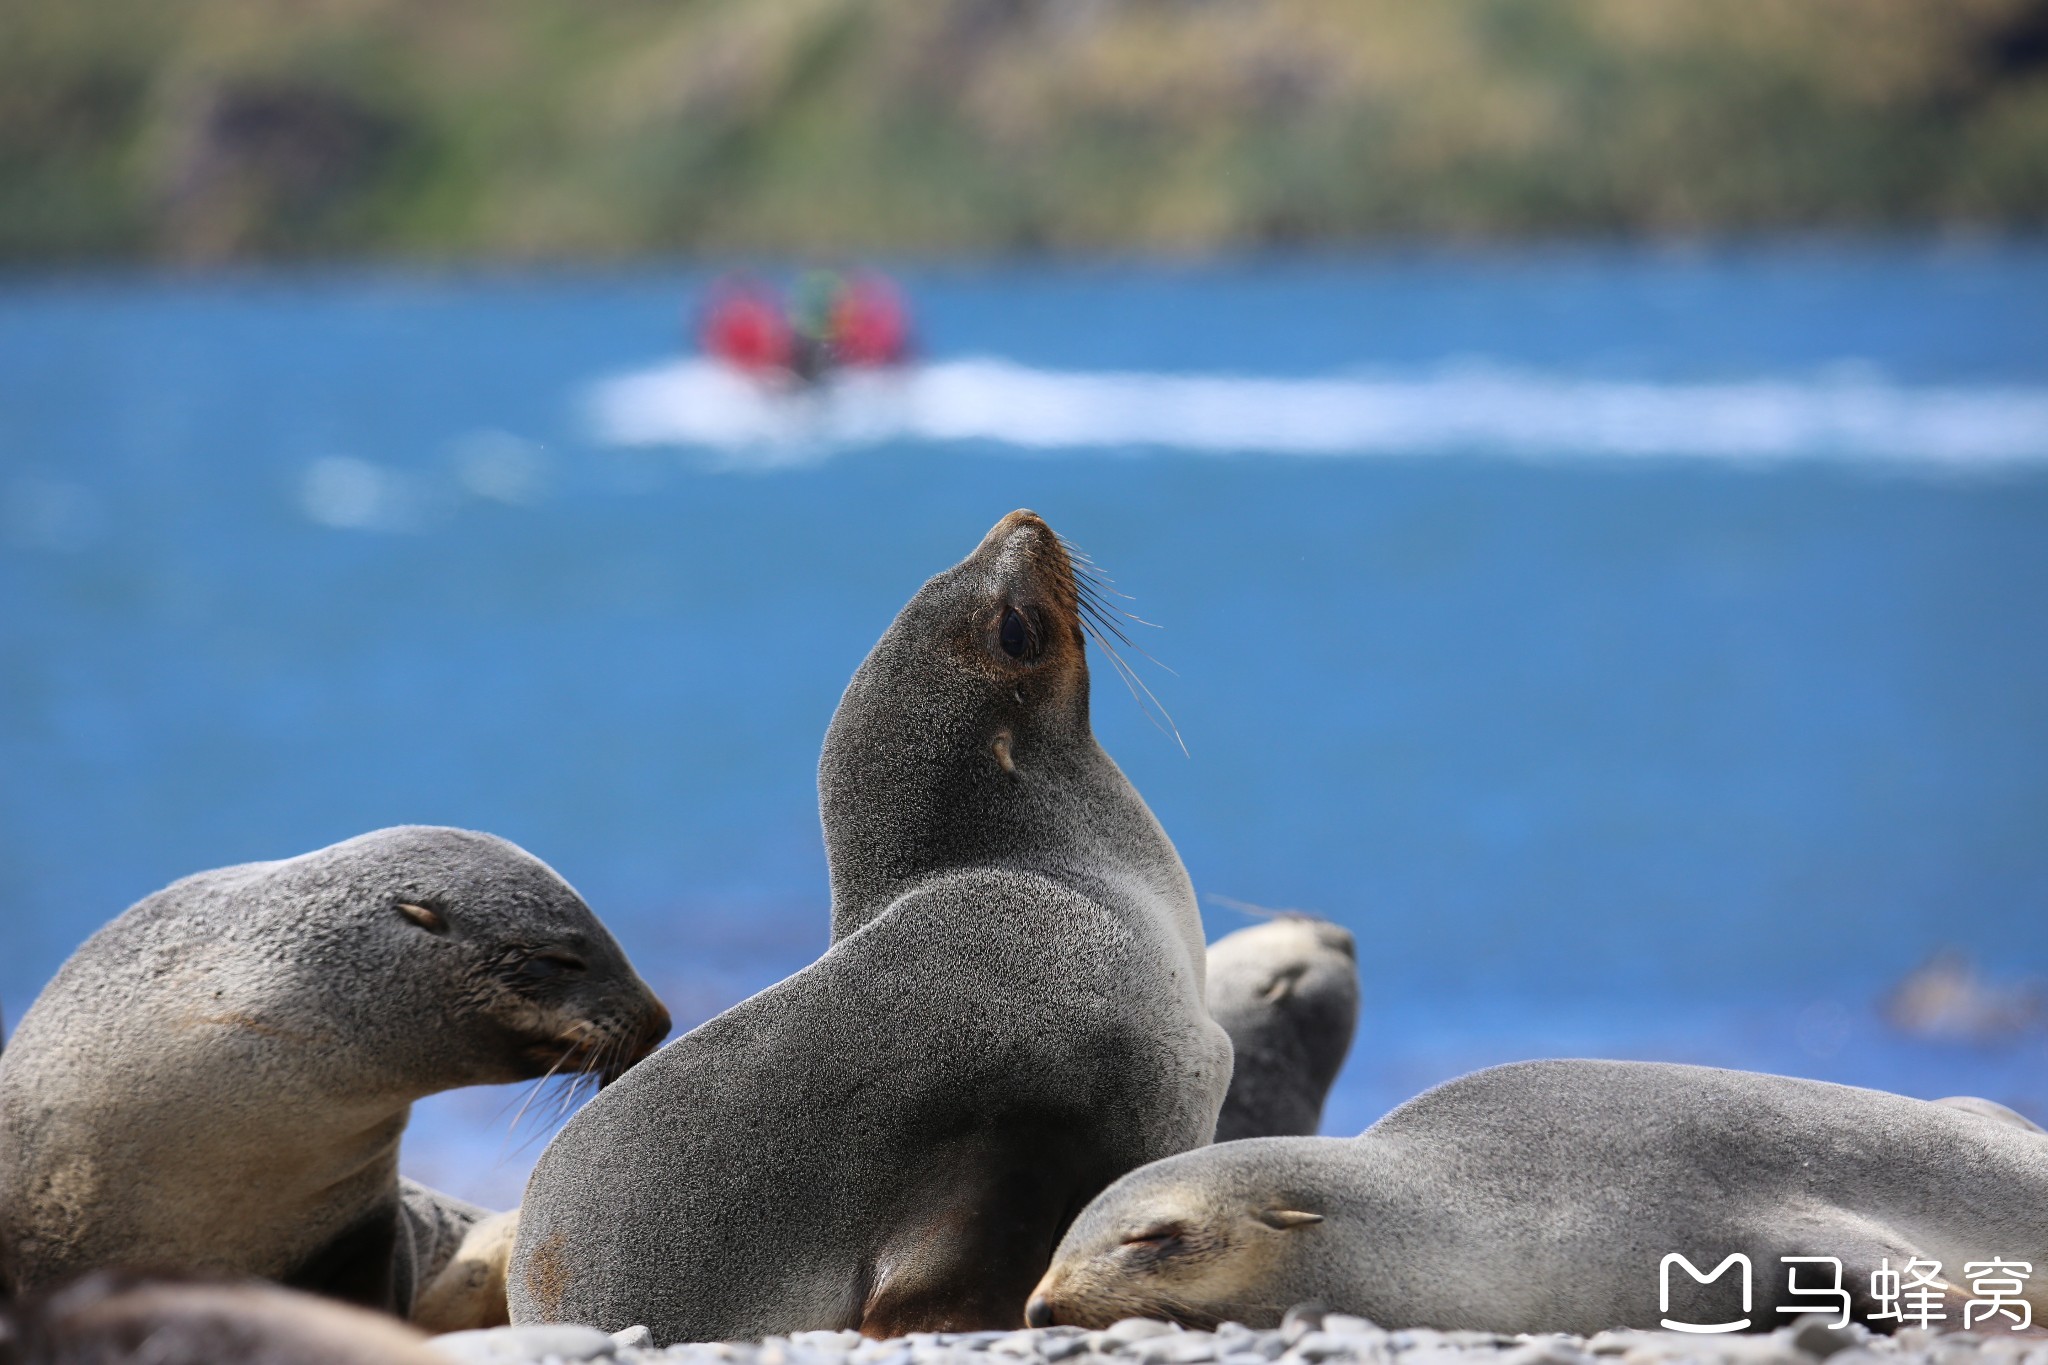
[4,244,2046,1208]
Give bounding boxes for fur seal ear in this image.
[1254,1209,1323,1230]
[396,902,447,934]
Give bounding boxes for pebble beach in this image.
[430,1314,2048,1365]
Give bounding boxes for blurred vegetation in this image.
[5,0,2048,262]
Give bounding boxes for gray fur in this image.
[1207,919,1358,1142]
[510,511,1233,1344]
[1033,1059,2048,1335]
[2,1271,448,1365]
[0,826,669,1318]
[1934,1095,2045,1133]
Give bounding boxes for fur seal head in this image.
[293,825,673,1089]
[0,826,668,1305]
[1207,917,1358,1142]
[180,825,672,1091]
[1027,1140,1331,1330]
[821,509,1192,945]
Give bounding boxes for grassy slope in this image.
[4,0,2048,262]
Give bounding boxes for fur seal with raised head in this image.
[1029,1058,2048,1334]
[0,1271,449,1365]
[511,510,1234,1344]
[0,826,670,1319]
[1207,917,1357,1142]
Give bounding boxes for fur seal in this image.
[411,1208,520,1333]
[0,1271,447,1365]
[510,510,1234,1344]
[1029,1059,2048,1334]
[0,826,670,1319]
[1206,918,1358,1142]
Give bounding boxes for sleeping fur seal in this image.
[1030,1059,2048,1334]
[510,510,1233,1344]
[1207,918,1358,1142]
[0,827,669,1319]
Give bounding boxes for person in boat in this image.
[702,270,913,382]
[700,275,793,376]
[832,272,911,368]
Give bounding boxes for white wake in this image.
[587,358,2048,471]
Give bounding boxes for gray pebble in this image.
[1286,1332,1357,1363]
[1402,1349,1483,1365]
[1132,1334,1219,1364]
[1105,1320,1181,1348]
[1776,1318,1867,1360]
[1321,1318,1382,1340]
[987,1333,1046,1357]
[1492,1343,1587,1365]
[431,1323,620,1364]
[1282,1309,1328,1346]
[792,1332,864,1352]
[614,1327,655,1350]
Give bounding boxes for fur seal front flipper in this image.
[511,511,1233,1344]
[0,827,670,1319]
[1031,1059,2048,1334]
[411,1207,519,1332]
[1206,917,1358,1141]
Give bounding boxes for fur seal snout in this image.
[0,826,668,1317]
[1032,1060,2048,1335]
[512,510,1233,1344]
[1207,917,1358,1142]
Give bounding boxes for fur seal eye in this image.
[999,607,1030,659]
[1121,1223,1187,1250]
[521,952,588,980]
[396,902,447,934]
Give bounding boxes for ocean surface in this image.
[3,243,2046,1209]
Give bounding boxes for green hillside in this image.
[6,0,2048,262]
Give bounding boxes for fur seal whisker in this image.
[1086,626,1188,755]
[1054,536,1186,752]
[504,1048,579,1138]
[1205,894,1320,921]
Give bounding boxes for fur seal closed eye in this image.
[1030,1058,2048,1335]
[1207,918,1358,1142]
[0,826,670,1320]
[510,510,1234,1344]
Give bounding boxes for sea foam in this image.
[587,358,2048,472]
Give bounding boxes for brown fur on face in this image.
[938,511,1090,713]
[1030,1190,1323,1331]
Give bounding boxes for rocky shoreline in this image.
[430,1313,2048,1365]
